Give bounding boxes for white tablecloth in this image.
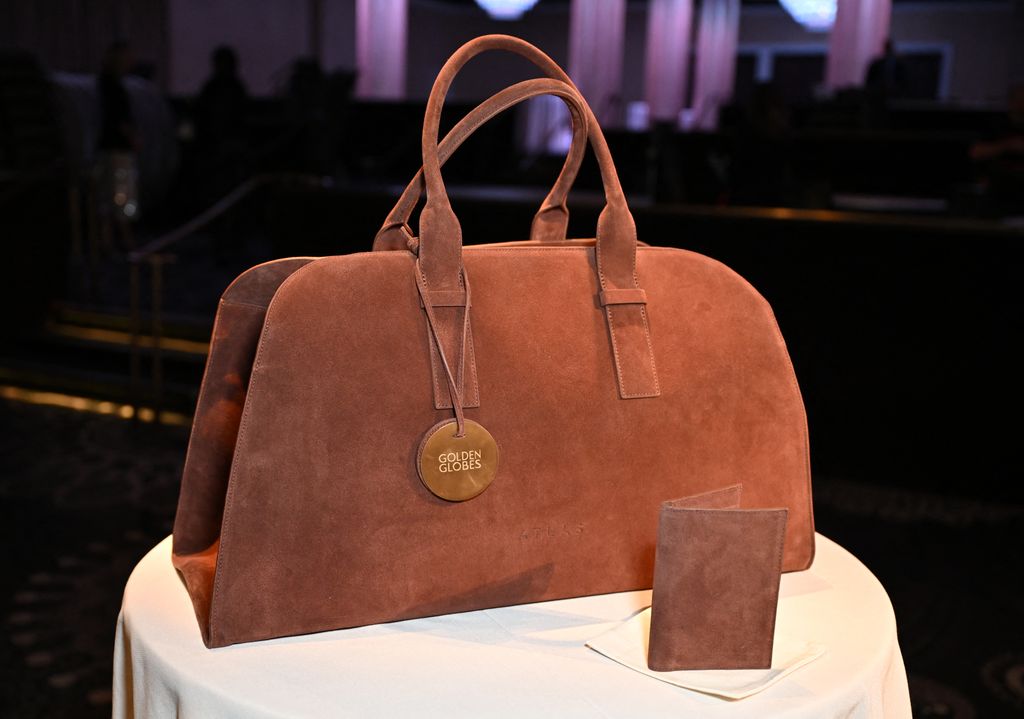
[113,534,910,718]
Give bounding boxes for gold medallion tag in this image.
[417,419,499,502]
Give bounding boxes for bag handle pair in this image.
[416,36,637,286]
[373,75,589,252]
[373,73,589,251]
[401,35,659,400]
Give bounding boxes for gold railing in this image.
[126,173,324,421]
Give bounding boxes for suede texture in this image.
[172,258,313,557]
[176,244,815,648]
[647,487,788,671]
[171,36,815,648]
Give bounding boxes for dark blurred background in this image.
[0,0,1022,717]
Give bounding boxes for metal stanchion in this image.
[150,255,165,424]
[129,259,142,424]
[68,185,83,261]
[123,174,322,427]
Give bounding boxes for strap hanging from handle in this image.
[414,259,472,436]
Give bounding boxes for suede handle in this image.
[373,77,588,252]
[418,34,640,296]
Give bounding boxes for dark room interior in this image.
[1,1,1022,717]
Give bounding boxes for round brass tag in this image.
[417,419,499,502]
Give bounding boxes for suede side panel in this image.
[173,259,315,556]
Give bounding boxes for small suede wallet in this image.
[647,484,788,671]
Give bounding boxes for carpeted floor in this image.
[0,399,1021,718]
[0,401,184,718]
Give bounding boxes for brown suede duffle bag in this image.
[172,35,815,649]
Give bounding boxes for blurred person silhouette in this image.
[865,40,909,99]
[98,41,138,154]
[286,58,332,175]
[191,46,251,262]
[864,39,908,128]
[195,46,249,160]
[194,45,250,202]
[96,40,140,249]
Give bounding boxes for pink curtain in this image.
[690,0,741,131]
[826,0,892,90]
[568,0,627,127]
[355,0,407,100]
[644,0,694,124]
[524,0,626,152]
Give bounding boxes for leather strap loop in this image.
[419,289,469,308]
[599,289,647,306]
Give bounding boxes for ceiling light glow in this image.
[779,0,836,31]
[474,0,541,21]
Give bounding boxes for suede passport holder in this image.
[647,485,788,671]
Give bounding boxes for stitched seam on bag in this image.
[766,512,787,645]
[593,231,658,399]
[197,259,317,638]
[426,316,448,408]
[220,298,272,311]
[207,256,321,642]
[663,507,777,515]
[662,485,742,510]
[174,298,228,555]
[209,305,273,643]
[604,306,628,396]
[464,247,590,255]
[219,257,316,300]
[632,236,659,396]
[605,305,660,399]
[596,243,627,397]
[209,312,275,641]
[464,321,480,406]
[454,305,466,404]
[615,306,656,398]
[638,305,661,395]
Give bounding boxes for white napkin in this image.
[586,608,825,700]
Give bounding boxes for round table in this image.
[113,534,910,718]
